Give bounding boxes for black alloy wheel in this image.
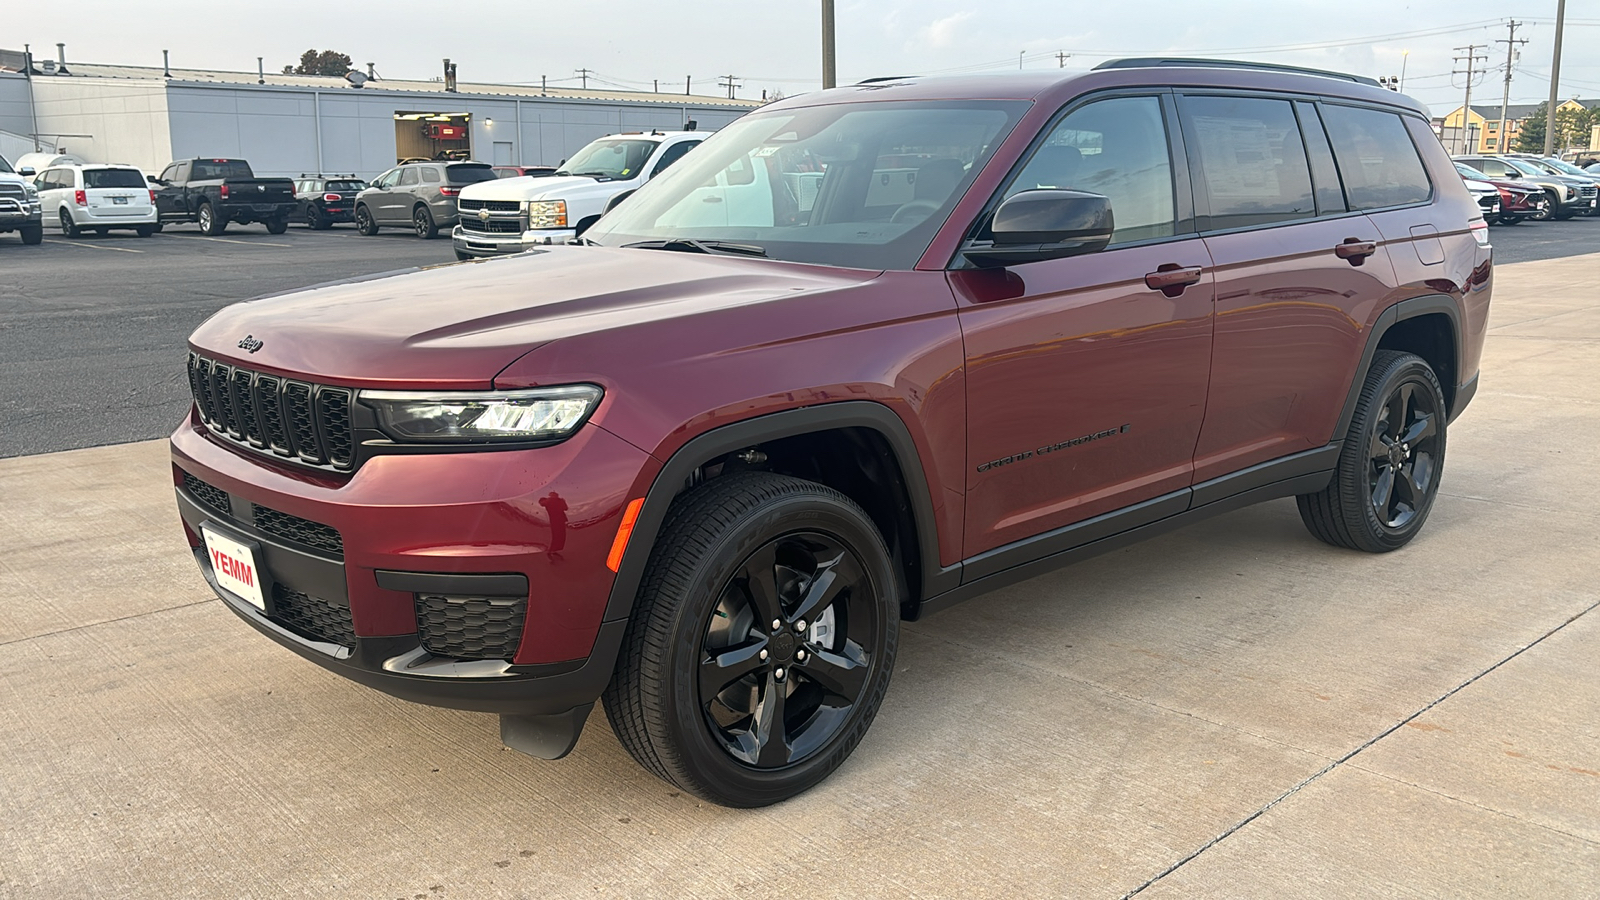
[59,208,80,237]
[355,205,378,236]
[304,206,324,229]
[605,472,899,807]
[1298,350,1447,552]
[413,205,438,239]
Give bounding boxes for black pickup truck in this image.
[150,158,296,235]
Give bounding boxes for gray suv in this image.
[354,161,498,238]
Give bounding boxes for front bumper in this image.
[171,410,654,715]
[452,225,577,257]
[0,199,41,227]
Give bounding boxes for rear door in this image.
[1181,93,1398,482]
[154,162,187,219]
[955,93,1216,562]
[82,167,151,219]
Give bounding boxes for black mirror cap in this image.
[963,189,1114,267]
[602,189,636,216]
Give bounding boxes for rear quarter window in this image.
[1319,105,1432,210]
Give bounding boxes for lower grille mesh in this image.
[271,585,356,649]
[416,595,527,661]
[252,505,344,556]
[182,471,232,519]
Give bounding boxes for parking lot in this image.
[2,227,1599,896]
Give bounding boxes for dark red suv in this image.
[172,59,1491,807]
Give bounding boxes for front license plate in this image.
[112,197,128,205]
[202,526,265,610]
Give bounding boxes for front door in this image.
[956,94,1214,563]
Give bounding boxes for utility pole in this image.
[1019,50,1025,70]
[1544,0,1567,156]
[686,76,691,95]
[575,68,591,90]
[719,75,740,99]
[1452,44,1489,153]
[1495,20,1527,153]
[1057,51,1071,68]
[821,0,836,89]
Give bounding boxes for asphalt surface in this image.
[1,213,1598,459]
[3,252,1597,898]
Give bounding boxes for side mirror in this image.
[963,189,1113,268]
[19,166,35,177]
[146,175,161,185]
[602,189,636,216]
[1501,171,1520,179]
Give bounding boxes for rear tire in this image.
[265,217,288,235]
[413,205,438,239]
[355,205,378,236]
[59,208,80,237]
[603,472,900,808]
[198,202,226,235]
[19,224,42,245]
[1297,350,1447,553]
[134,224,155,238]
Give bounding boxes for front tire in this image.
[20,224,43,245]
[355,205,378,236]
[1297,350,1447,552]
[603,472,900,808]
[413,205,438,239]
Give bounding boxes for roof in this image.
[0,57,763,109]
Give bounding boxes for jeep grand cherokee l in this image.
[172,59,1490,807]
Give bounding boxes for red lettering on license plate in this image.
[212,548,253,586]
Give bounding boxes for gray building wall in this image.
[14,76,749,179]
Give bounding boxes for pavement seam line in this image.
[1345,764,1600,847]
[0,599,215,649]
[1119,595,1600,899]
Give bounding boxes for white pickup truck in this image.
[452,130,710,259]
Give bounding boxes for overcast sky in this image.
[13,1,1599,115]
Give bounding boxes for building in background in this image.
[0,50,759,177]
[1437,99,1600,156]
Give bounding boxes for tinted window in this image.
[326,181,365,192]
[446,164,499,185]
[1319,105,1431,209]
[1183,95,1314,230]
[1008,95,1175,244]
[191,160,253,180]
[650,141,700,177]
[1296,101,1346,215]
[420,167,441,183]
[83,169,146,189]
[159,164,179,183]
[399,167,420,186]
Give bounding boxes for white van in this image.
[35,164,158,237]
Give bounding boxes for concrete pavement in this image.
[2,252,1598,898]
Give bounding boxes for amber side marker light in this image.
[606,499,646,572]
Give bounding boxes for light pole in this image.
[821,0,836,89]
[1544,0,1567,156]
[1019,50,1026,70]
[1400,49,1409,92]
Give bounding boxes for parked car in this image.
[172,59,1490,807]
[35,164,158,237]
[1453,162,1545,224]
[1587,162,1600,175]
[354,161,497,238]
[290,175,368,229]
[1453,155,1595,220]
[453,131,708,259]
[1528,157,1600,215]
[0,153,43,245]
[493,165,558,179]
[151,158,297,235]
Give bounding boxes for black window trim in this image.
[948,87,1196,270]
[1176,91,1322,234]
[1314,99,1437,214]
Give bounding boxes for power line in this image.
[718,74,741,99]
[1451,43,1489,153]
[1494,20,1528,153]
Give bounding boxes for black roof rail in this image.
[856,75,915,85]
[1093,57,1382,88]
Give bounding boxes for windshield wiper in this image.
[566,170,614,180]
[622,238,768,258]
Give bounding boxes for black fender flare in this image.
[600,401,958,623]
[1332,293,1466,440]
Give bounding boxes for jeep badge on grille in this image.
[237,335,264,353]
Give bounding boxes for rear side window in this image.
[1319,105,1431,209]
[1181,95,1315,230]
[83,169,146,189]
[420,167,441,183]
[1007,95,1176,244]
[446,164,497,185]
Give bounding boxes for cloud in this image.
[916,12,977,50]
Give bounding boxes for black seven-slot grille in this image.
[415,595,528,661]
[188,353,354,471]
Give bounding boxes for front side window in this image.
[1319,105,1431,210]
[1182,95,1315,230]
[649,140,700,177]
[585,101,1025,269]
[1006,95,1175,244]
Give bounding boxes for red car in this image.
[173,59,1491,806]
[1454,162,1545,224]
[492,165,557,179]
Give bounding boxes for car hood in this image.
[188,248,878,390]
[458,175,630,203]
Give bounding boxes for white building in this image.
[0,53,759,178]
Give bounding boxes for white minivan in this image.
[35,164,159,237]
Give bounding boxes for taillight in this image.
[323,193,342,202]
[149,189,157,204]
[220,184,230,199]
[439,186,461,197]
[1469,219,1490,247]
[74,189,86,206]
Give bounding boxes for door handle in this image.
[1334,238,1378,265]
[1144,265,1204,297]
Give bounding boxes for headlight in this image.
[24,183,38,199]
[525,199,567,229]
[359,384,601,443]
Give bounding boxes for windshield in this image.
[585,101,1026,269]
[1542,158,1591,176]
[556,139,660,179]
[0,155,12,174]
[1455,163,1486,180]
[1504,158,1547,177]
[83,169,147,189]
